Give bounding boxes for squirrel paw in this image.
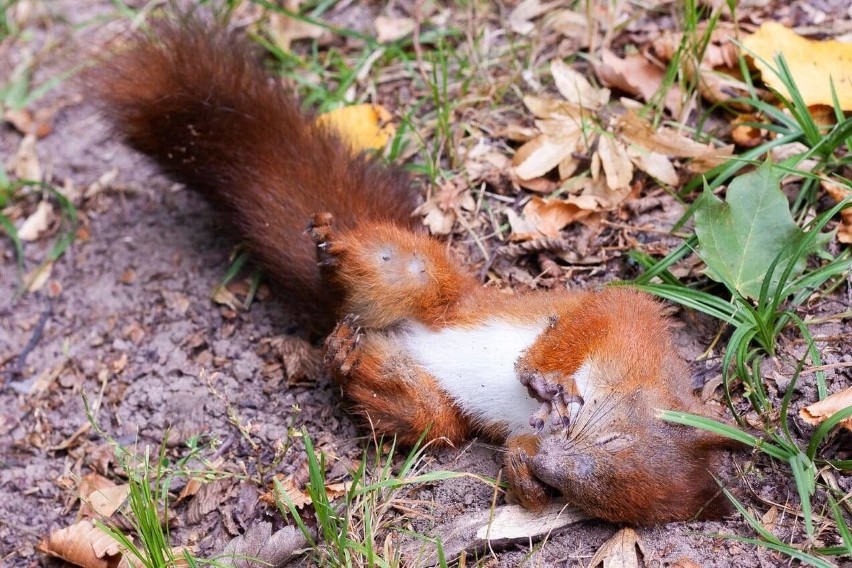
[505,447,551,511]
[518,367,581,432]
[307,212,339,268]
[324,315,363,376]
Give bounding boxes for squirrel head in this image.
[329,224,478,328]
[529,387,734,525]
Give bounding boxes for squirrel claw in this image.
[307,212,340,268]
[324,316,363,377]
[530,402,550,432]
[519,368,561,401]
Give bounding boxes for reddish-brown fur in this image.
[89,20,418,334]
[93,20,735,526]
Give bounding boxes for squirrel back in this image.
[90,20,418,333]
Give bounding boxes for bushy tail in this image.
[90,19,417,333]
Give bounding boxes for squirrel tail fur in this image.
[90,20,418,333]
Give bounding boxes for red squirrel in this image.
[91,19,734,525]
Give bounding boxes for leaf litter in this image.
[2,0,852,567]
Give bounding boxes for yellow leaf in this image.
[743,22,852,110]
[316,104,395,152]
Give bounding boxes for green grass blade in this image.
[807,406,852,461]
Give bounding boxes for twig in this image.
[6,299,52,382]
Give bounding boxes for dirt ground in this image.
[1,1,851,567]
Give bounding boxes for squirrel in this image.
[90,18,736,525]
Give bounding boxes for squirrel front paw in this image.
[306,212,339,268]
[505,445,551,511]
[324,315,364,377]
[517,365,582,432]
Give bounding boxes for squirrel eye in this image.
[596,433,633,452]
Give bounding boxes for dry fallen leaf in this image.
[262,475,352,509]
[731,113,767,148]
[547,9,594,50]
[594,49,683,115]
[219,522,308,568]
[266,0,325,51]
[401,503,586,565]
[4,107,53,137]
[188,478,236,525]
[551,59,610,110]
[596,133,632,191]
[508,196,594,241]
[271,476,311,509]
[212,285,241,311]
[414,177,474,235]
[822,179,852,244]
[587,527,645,568]
[24,260,53,293]
[13,133,41,180]
[17,200,54,241]
[800,387,852,432]
[508,0,562,35]
[37,520,124,568]
[616,110,733,169]
[79,474,130,519]
[374,15,415,43]
[743,22,852,110]
[316,104,395,152]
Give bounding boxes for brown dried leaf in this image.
[414,179,473,235]
[188,478,236,525]
[4,107,53,137]
[508,0,562,35]
[800,387,852,431]
[653,27,739,70]
[177,478,204,503]
[596,135,633,191]
[37,519,123,568]
[551,60,610,109]
[272,476,311,509]
[374,16,415,43]
[522,94,584,120]
[508,197,592,241]
[17,200,54,241]
[401,503,586,565]
[822,179,852,244]
[626,145,679,186]
[587,527,644,568]
[594,49,683,115]
[212,286,241,311]
[616,111,732,165]
[512,133,579,181]
[324,481,351,501]
[219,522,308,568]
[547,10,592,49]
[13,133,41,180]
[79,474,130,519]
[574,174,632,210]
[267,1,325,51]
[731,114,767,148]
[24,260,53,293]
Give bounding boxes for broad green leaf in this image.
[694,162,818,299]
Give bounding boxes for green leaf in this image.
[694,161,822,299]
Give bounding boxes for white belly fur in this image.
[400,319,546,434]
